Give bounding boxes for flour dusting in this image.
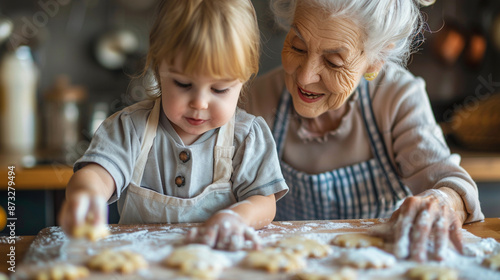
[14,222,500,280]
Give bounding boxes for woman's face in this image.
[282,5,370,118]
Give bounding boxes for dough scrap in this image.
[483,252,500,270]
[87,249,147,274]
[163,244,230,279]
[243,247,306,273]
[274,236,332,258]
[338,247,396,269]
[330,233,384,248]
[405,265,458,280]
[72,223,109,242]
[293,267,357,280]
[32,264,89,280]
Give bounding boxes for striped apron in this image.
[272,81,411,220]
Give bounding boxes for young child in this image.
[58,0,288,251]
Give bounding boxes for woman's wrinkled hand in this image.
[185,209,261,251]
[58,192,108,238]
[372,189,464,262]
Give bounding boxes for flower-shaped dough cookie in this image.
[293,267,357,280]
[87,249,147,274]
[163,244,230,279]
[483,253,500,271]
[32,264,89,280]
[338,247,396,269]
[274,236,332,258]
[405,265,458,280]
[72,223,109,242]
[330,233,384,248]
[243,247,306,273]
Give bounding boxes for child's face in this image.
[159,58,242,145]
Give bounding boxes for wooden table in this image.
[2,218,500,278]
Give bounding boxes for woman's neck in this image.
[297,102,349,135]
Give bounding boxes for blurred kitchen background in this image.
[0,0,500,235]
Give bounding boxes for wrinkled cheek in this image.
[281,51,298,75]
[327,75,356,109]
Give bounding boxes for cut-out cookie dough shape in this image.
[87,249,147,274]
[405,265,458,280]
[338,247,396,269]
[32,264,89,280]
[330,233,384,248]
[163,244,230,279]
[243,247,306,273]
[72,223,109,241]
[483,252,500,270]
[274,236,332,258]
[293,267,357,280]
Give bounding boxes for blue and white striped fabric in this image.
[272,80,411,220]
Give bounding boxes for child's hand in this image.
[58,192,108,239]
[186,209,261,251]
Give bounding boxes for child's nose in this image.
[189,91,209,110]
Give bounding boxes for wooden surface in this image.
[2,218,500,278]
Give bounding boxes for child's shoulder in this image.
[107,98,156,123]
[118,98,156,116]
[101,99,156,136]
[234,108,270,139]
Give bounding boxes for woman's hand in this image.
[373,189,464,262]
[58,192,108,238]
[185,209,261,251]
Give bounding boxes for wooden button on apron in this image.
[175,176,185,187]
[179,151,190,163]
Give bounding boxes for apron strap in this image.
[213,114,235,183]
[358,80,409,199]
[272,90,292,158]
[131,97,161,185]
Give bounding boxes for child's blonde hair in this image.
[145,0,260,94]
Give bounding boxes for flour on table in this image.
[16,222,500,280]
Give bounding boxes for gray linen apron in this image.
[272,81,411,220]
[118,97,237,224]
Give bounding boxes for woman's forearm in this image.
[437,187,468,224]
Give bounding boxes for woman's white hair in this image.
[271,0,434,68]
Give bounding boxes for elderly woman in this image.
[243,0,484,261]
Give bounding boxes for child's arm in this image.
[58,163,116,236]
[186,194,276,251]
[226,194,276,229]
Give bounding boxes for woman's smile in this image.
[297,85,325,103]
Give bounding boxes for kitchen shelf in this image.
[0,164,72,190]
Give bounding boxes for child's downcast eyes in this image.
[174,80,191,89]
[173,79,230,94]
[212,88,229,94]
